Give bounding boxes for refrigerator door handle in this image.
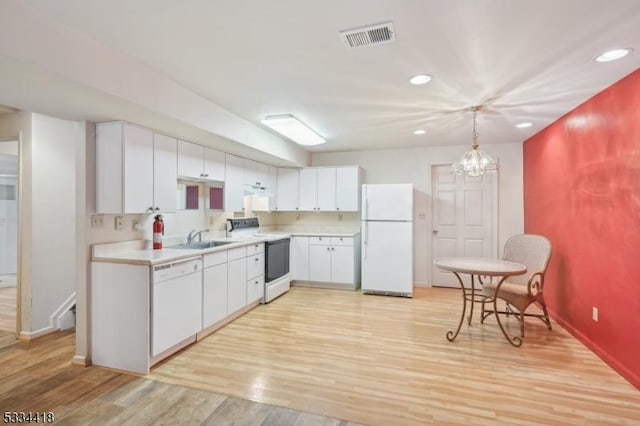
[363,221,368,258]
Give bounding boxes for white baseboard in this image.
[18,326,55,340]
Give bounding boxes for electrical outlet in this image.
[91,215,103,228]
[115,216,124,231]
[592,307,598,322]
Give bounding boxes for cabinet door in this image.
[266,166,278,211]
[203,148,225,181]
[123,124,154,214]
[256,162,269,187]
[309,245,331,282]
[244,159,259,186]
[336,166,361,211]
[227,257,247,314]
[153,133,177,213]
[316,167,337,211]
[152,271,202,357]
[331,245,355,284]
[291,236,310,281]
[247,275,264,305]
[96,122,123,214]
[203,263,228,329]
[177,140,204,179]
[298,168,318,211]
[276,168,299,211]
[225,154,245,212]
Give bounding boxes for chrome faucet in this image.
[187,229,209,243]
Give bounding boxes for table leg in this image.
[446,271,467,342]
[467,274,475,325]
[493,275,523,347]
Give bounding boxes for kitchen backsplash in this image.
[88,188,360,247]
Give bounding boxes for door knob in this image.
[432,230,438,235]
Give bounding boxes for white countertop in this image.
[92,238,266,266]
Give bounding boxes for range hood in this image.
[244,184,273,212]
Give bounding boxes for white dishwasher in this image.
[151,257,202,357]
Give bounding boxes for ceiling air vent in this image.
[339,21,396,49]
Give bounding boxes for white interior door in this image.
[431,165,496,288]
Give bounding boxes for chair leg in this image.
[540,301,552,331]
[520,311,525,338]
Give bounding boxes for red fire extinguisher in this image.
[153,214,164,250]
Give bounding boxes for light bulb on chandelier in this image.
[452,106,498,177]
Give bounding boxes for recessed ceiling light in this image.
[516,122,533,128]
[413,129,426,135]
[409,74,432,85]
[596,48,633,62]
[261,115,326,146]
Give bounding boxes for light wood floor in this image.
[0,331,360,425]
[149,286,640,425]
[0,285,16,333]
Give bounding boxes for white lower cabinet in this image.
[297,235,360,289]
[228,257,247,314]
[247,275,265,304]
[203,262,228,329]
[291,236,310,280]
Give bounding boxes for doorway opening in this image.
[0,139,18,348]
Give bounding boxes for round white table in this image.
[434,257,527,346]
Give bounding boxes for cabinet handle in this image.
[319,237,322,240]
[200,173,205,177]
[254,244,259,248]
[147,207,153,212]
[326,247,330,251]
[154,207,160,211]
[332,247,335,251]
[255,258,259,261]
[337,207,340,211]
[340,237,343,241]
[255,280,259,285]
[295,207,299,210]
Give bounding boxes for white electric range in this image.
[226,218,291,303]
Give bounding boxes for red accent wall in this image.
[523,68,640,389]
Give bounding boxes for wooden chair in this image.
[481,234,553,339]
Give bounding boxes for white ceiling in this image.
[17,0,640,152]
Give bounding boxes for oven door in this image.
[265,238,290,283]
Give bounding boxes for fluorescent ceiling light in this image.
[413,129,426,135]
[516,122,533,128]
[409,74,432,85]
[261,115,326,146]
[596,48,633,62]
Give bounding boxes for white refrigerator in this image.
[361,184,414,297]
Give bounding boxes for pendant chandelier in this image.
[452,106,498,177]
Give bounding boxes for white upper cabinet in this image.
[177,140,204,179]
[266,166,278,210]
[298,168,318,211]
[203,147,225,181]
[97,122,176,214]
[335,166,362,212]
[245,159,269,188]
[317,167,337,211]
[152,133,178,214]
[225,154,245,212]
[178,140,225,181]
[123,124,154,214]
[299,167,337,211]
[276,168,299,211]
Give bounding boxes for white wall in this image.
[312,143,524,285]
[29,114,80,332]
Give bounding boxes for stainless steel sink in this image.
[167,240,233,250]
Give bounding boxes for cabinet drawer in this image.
[228,246,247,261]
[330,236,354,246]
[203,250,228,268]
[247,275,265,304]
[247,252,265,280]
[246,242,264,256]
[309,236,330,245]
